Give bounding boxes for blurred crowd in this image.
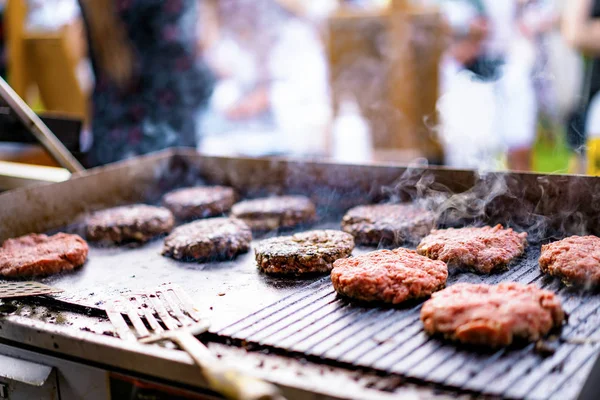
[4,0,600,173]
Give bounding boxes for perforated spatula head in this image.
[0,281,63,299]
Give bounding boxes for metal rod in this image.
[0,77,84,173]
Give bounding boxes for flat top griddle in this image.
[41,221,346,332]
[2,150,600,399]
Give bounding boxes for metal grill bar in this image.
[217,247,600,399]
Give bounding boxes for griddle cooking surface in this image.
[38,222,341,331]
[217,246,600,400]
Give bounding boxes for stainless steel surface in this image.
[0,353,52,386]
[1,150,600,399]
[0,77,83,173]
[0,353,57,400]
[0,282,63,299]
[108,286,284,400]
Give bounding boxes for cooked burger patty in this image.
[421,282,565,347]
[162,186,235,220]
[86,205,174,243]
[331,248,448,304]
[231,195,316,231]
[0,233,88,277]
[417,225,527,274]
[255,230,354,276]
[539,235,600,286]
[341,204,436,246]
[162,217,252,262]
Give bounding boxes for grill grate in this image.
[217,247,600,399]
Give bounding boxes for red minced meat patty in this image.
[341,203,436,246]
[86,204,174,243]
[421,282,566,348]
[162,217,252,262]
[162,186,236,220]
[231,196,316,231]
[331,248,448,304]
[539,235,600,286]
[0,233,89,277]
[417,225,528,274]
[255,230,355,276]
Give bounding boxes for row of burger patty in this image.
[1,185,594,349]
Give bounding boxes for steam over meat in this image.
[86,205,174,243]
[341,204,435,246]
[162,217,252,262]
[421,282,565,347]
[0,233,88,277]
[255,230,354,276]
[539,235,600,286]
[231,196,316,231]
[331,248,448,304]
[417,225,527,274]
[162,186,236,220]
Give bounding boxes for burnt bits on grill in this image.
[255,230,354,276]
[331,248,448,304]
[162,217,252,262]
[231,195,316,231]
[0,233,88,277]
[539,235,600,286]
[421,282,566,348]
[416,225,528,274]
[341,204,436,247]
[86,205,174,244]
[162,186,236,221]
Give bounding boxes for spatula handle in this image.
[172,332,285,400]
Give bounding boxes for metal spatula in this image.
[105,286,285,400]
[0,281,63,299]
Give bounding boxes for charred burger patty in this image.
[162,186,236,220]
[86,204,174,244]
[162,217,252,262]
[341,203,435,246]
[231,195,316,231]
[255,230,354,276]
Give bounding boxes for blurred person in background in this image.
[200,0,335,157]
[437,0,503,169]
[78,0,214,167]
[563,0,600,174]
[441,0,538,171]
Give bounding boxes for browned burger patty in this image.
[539,235,600,286]
[255,230,354,276]
[0,233,88,277]
[162,217,252,262]
[231,195,316,231]
[341,204,436,246]
[86,205,174,243]
[421,282,565,348]
[331,248,448,304]
[162,186,236,220]
[416,225,527,274]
